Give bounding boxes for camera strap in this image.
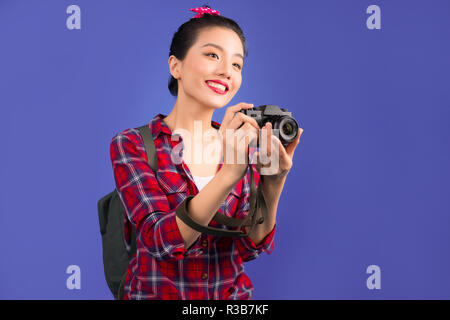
[138,122,268,238]
[176,164,268,238]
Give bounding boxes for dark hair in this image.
[168,9,247,97]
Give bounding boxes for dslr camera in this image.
[239,105,299,146]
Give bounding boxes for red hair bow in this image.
[189,7,220,18]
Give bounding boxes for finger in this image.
[228,112,259,131]
[267,122,272,156]
[257,123,272,165]
[221,103,254,128]
[235,130,257,165]
[240,126,259,147]
[260,122,272,157]
[273,135,288,160]
[244,133,257,162]
[285,128,303,158]
[252,149,268,170]
[235,123,258,146]
[240,113,260,132]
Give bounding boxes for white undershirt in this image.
[192,175,215,192]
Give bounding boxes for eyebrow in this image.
[201,43,244,61]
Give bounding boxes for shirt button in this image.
[201,240,208,248]
[201,273,208,280]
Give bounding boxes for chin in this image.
[211,100,231,110]
[200,95,231,110]
[211,99,228,108]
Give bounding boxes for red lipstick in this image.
[205,80,229,95]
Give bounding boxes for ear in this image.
[168,55,181,80]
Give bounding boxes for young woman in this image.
[110,6,303,300]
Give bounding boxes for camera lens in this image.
[282,122,294,136]
[277,117,299,145]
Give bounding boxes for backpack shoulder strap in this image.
[137,124,157,173]
[126,124,156,254]
[116,123,157,300]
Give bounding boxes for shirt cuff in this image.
[247,223,276,250]
[237,223,276,261]
[141,196,201,261]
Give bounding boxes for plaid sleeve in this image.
[110,130,187,261]
[234,165,276,262]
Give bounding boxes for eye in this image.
[205,52,219,59]
[205,52,242,70]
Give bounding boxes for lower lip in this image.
[205,82,228,95]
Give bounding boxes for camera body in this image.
[239,105,299,146]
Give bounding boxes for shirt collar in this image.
[148,113,244,198]
[149,113,221,140]
[149,113,172,140]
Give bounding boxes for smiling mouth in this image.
[205,81,228,95]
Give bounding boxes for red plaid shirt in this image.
[109,113,276,300]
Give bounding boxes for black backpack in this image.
[97,124,267,300]
[97,125,156,300]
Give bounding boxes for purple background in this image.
[1,0,449,299]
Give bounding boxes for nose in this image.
[216,57,232,79]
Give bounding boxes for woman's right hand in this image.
[218,102,260,184]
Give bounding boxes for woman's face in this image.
[171,26,245,109]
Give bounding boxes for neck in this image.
[164,90,216,135]
[163,90,222,171]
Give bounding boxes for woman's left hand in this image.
[252,122,303,180]
[245,122,303,244]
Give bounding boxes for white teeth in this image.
[206,81,227,92]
